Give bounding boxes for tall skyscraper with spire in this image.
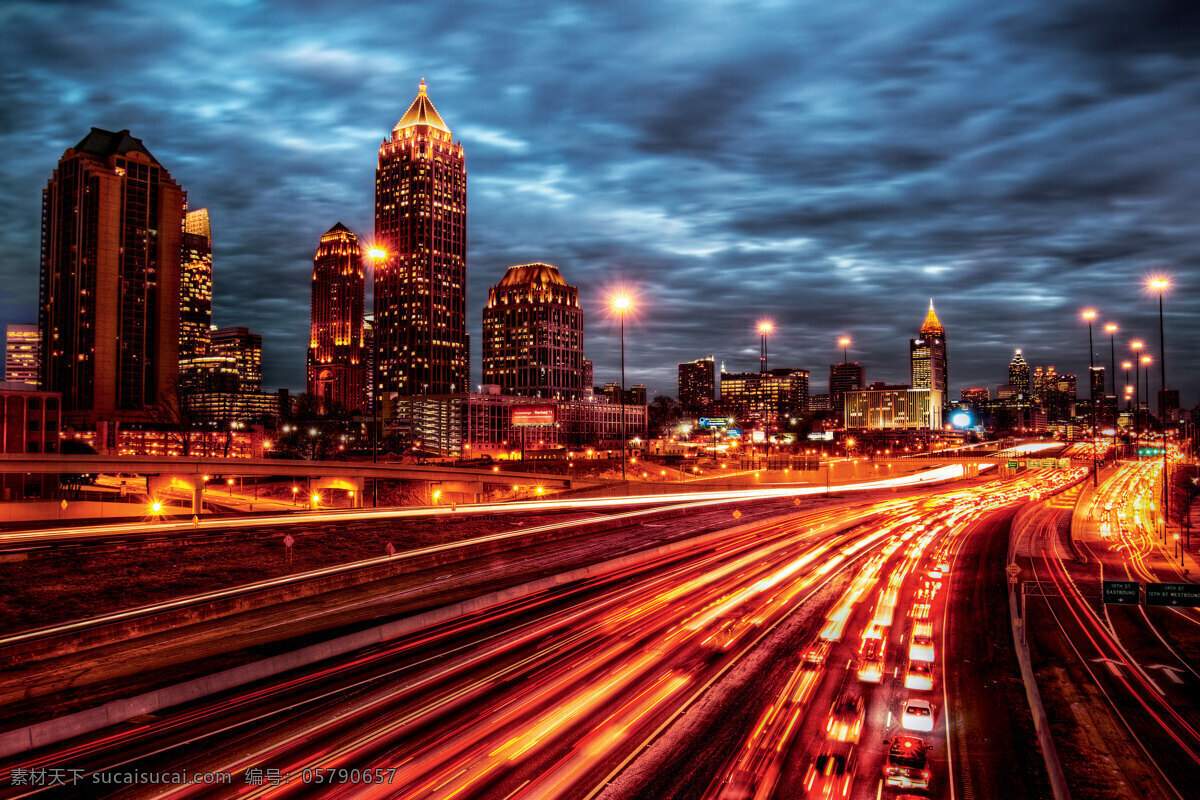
[374,80,468,400]
[910,299,947,395]
[39,128,185,426]
[307,223,365,413]
[1008,349,1030,393]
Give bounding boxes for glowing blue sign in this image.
[950,411,972,429]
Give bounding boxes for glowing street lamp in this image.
[1082,309,1097,485]
[612,294,632,481]
[758,320,773,374]
[839,337,851,365]
[1148,277,1170,518]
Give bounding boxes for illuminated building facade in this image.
[678,356,716,412]
[719,368,809,428]
[845,388,943,430]
[307,223,365,413]
[179,208,212,360]
[0,384,62,498]
[39,128,185,426]
[482,263,583,400]
[374,80,468,399]
[960,387,990,408]
[1008,349,1029,393]
[210,326,262,393]
[5,324,40,388]
[910,300,947,396]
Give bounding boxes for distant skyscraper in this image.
[910,300,947,395]
[678,356,716,412]
[1008,349,1030,393]
[374,80,468,398]
[581,359,594,394]
[307,223,365,413]
[720,368,809,428]
[179,208,212,360]
[1089,367,1105,405]
[830,362,865,422]
[39,128,185,425]
[5,324,40,388]
[210,326,261,393]
[482,263,583,400]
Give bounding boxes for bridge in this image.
[0,455,573,513]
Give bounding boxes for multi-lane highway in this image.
[0,466,1091,799]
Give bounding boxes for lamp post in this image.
[613,295,631,482]
[1083,309,1097,485]
[759,321,772,374]
[1132,341,1143,457]
[1105,323,1118,459]
[1142,355,1152,469]
[368,247,387,507]
[839,336,851,365]
[1149,278,1170,520]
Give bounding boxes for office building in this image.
[374,80,468,398]
[5,324,40,388]
[210,326,262,393]
[844,388,943,430]
[0,384,62,498]
[910,300,947,395]
[830,362,865,422]
[39,128,185,426]
[1008,349,1029,393]
[179,208,212,360]
[482,263,583,400]
[719,368,809,428]
[307,223,366,413]
[678,356,716,412]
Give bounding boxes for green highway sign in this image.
[1006,460,1019,470]
[1145,582,1200,607]
[1102,580,1140,605]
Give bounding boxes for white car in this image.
[909,634,936,662]
[901,698,935,732]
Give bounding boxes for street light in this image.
[1141,355,1153,464]
[613,294,632,482]
[758,320,773,374]
[1082,309,1097,485]
[839,337,851,365]
[1149,277,1170,520]
[1131,341,1144,454]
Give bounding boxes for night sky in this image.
[2,1,1198,407]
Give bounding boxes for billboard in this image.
[697,417,734,429]
[511,405,556,426]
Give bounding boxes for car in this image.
[826,691,866,743]
[884,735,931,789]
[856,636,886,683]
[803,746,856,799]
[901,698,935,732]
[909,634,936,662]
[802,640,832,670]
[905,659,934,691]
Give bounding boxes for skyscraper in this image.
[678,356,716,412]
[830,362,865,422]
[307,223,365,413]
[210,326,262,393]
[374,80,468,399]
[39,128,185,426]
[910,300,947,395]
[179,208,212,360]
[482,263,583,399]
[5,324,40,388]
[1008,349,1030,393]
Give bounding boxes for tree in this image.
[648,395,683,438]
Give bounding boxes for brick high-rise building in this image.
[39,128,185,426]
[5,324,40,388]
[678,356,716,412]
[910,300,947,396]
[482,263,583,400]
[179,208,212,360]
[307,223,365,413]
[210,326,261,393]
[830,362,865,422]
[374,80,468,399]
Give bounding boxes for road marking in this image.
[876,778,883,800]
[886,710,892,728]
[1091,657,1121,677]
[1148,664,1185,685]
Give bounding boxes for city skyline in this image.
[1,2,1197,405]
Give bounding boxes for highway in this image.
[0,468,1084,799]
[1018,458,1200,800]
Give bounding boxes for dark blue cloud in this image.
[1,0,1197,409]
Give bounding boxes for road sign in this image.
[386,542,396,557]
[1006,460,1019,470]
[1006,563,1021,578]
[1008,575,1018,585]
[1145,582,1200,607]
[283,534,295,548]
[1102,580,1140,605]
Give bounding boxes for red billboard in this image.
[512,405,556,426]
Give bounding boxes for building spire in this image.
[394,79,449,134]
[920,298,944,336]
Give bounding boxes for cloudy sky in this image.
[2,0,1197,407]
